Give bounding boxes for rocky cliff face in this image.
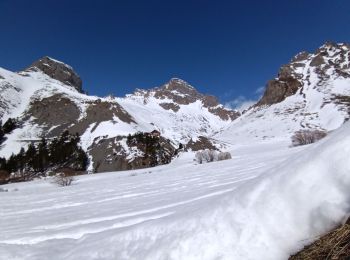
[257,42,350,107]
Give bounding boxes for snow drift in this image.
[1,122,350,259]
[72,122,350,260]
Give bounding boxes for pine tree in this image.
[0,157,6,170]
[5,154,17,173]
[3,118,17,134]
[25,143,37,170]
[17,147,26,170]
[75,148,88,170]
[37,137,49,171]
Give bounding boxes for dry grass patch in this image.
[290,220,350,260]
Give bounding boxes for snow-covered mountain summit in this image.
[128,77,239,121]
[219,42,350,143]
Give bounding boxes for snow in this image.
[1,122,350,259]
[1,45,350,259]
[45,56,74,71]
[0,122,43,158]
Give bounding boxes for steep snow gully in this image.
[1,122,350,259]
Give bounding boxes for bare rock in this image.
[26,94,81,136]
[185,136,218,151]
[27,56,83,93]
[89,135,176,173]
[310,54,325,67]
[159,102,180,112]
[257,78,301,106]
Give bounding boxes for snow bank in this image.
[65,122,350,260]
[1,123,349,259]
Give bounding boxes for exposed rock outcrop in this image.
[27,56,83,93]
[89,133,176,173]
[257,42,350,107]
[185,136,218,151]
[68,100,136,135]
[26,94,81,136]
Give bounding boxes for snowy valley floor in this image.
[1,124,350,260]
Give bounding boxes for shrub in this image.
[195,151,203,164]
[53,173,75,187]
[291,129,327,146]
[218,152,232,161]
[195,150,231,164]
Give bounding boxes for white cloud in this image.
[255,86,265,96]
[224,86,266,112]
[225,96,256,112]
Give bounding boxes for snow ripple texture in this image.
[1,122,350,259]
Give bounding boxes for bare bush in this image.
[195,151,203,164]
[218,152,232,161]
[53,173,75,187]
[291,129,327,146]
[195,150,230,163]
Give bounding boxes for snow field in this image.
[1,122,350,259]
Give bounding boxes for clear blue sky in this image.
[1,0,350,106]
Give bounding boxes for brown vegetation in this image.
[291,129,327,146]
[290,219,350,260]
[53,173,75,187]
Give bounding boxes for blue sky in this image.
[1,0,350,108]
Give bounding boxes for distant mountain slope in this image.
[218,42,350,143]
[0,58,239,172]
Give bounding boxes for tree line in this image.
[0,118,18,143]
[0,130,88,183]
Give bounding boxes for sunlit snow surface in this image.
[1,123,350,259]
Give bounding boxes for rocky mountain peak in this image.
[26,56,83,93]
[128,78,240,121]
[163,77,197,95]
[256,42,350,106]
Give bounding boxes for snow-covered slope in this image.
[218,42,350,144]
[1,120,350,259]
[1,42,350,259]
[0,60,238,170]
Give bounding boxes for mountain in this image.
[1,43,350,259]
[218,42,350,143]
[1,42,350,173]
[0,58,239,173]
